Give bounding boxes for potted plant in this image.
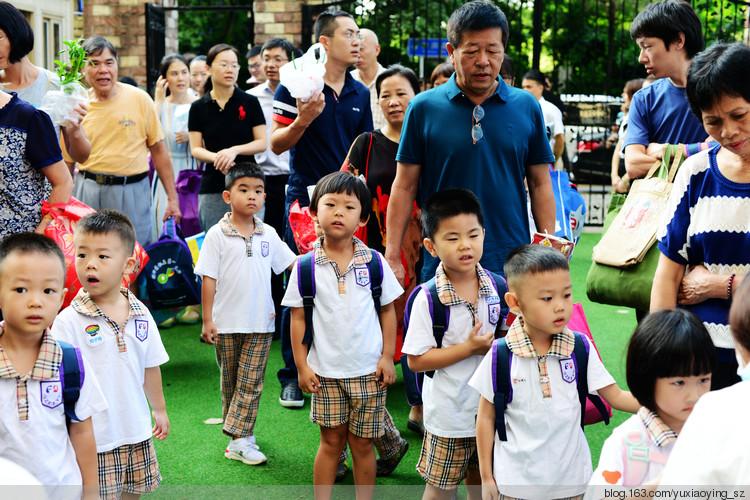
[39,39,88,127]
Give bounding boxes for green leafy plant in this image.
[54,39,86,86]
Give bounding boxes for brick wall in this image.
[254,0,305,48]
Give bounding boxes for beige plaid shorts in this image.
[310,372,386,438]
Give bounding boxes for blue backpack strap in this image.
[57,340,84,424]
[423,277,447,379]
[572,332,610,428]
[368,249,383,315]
[297,252,316,348]
[486,270,510,337]
[491,337,512,441]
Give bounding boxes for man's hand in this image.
[64,101,88,130]
[163,197,181,222]
[376,355,396,389]
[646,142,668,161]
[385,255,406,286]
[296,92,326,127]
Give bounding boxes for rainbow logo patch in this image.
[85,325,100,336]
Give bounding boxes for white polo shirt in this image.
[51,290,169,452]
[281,237,403,378]
[540,96,564,151]
[401,264,507,438]
[195,215,296,334]
[468,318,615,499]
[0,329,106,488]
[248,82,291,176]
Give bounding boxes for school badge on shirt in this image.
[486,295,500,325]
[40,380,63,408]
[560,358,576,383]
[85,324,104,347]
[355,267,370,287]
[261,240,270,257]
[135,320,149,342]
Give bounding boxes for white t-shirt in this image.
[400,266,506,438]
[248,82,291,176]
[51,296,169,452]
[540,96,564,152]
[281,240,403,378]
[0,339,106,489]
[468,333,615,499]
[195,216,296,333]
[658,381,750,486]
[587,411,675,497]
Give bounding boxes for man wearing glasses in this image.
[270,10,373,409]
[66,35,180,247]
[386,0,555,283]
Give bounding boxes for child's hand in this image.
[376,356,396,389]
[152,409,170,440]
[482,480,499,500]
[298,366,321,394]
[465,322,494,356]
[201,321,217,345]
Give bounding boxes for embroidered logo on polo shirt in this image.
[135,320,148,342]
[352,107,360,112]
[41,380,63,408]
[560,358,576,383]
[261,241,270,257]
[486,295,500,325]
[355,267,370,287]
[512,377,526,384]
[239,105,246,120]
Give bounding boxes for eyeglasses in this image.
[326,31,365,41]
[215,63,239,71]
[472,105,485,144]
[262,57,289,65]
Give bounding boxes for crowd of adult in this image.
[2,0,750,492]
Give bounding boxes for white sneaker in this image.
[225,436,267,465]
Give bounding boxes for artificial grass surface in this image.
[151,232,638,493]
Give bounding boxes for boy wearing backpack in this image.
[469,244,639,499]
[52,210,170,499]
[400,189,506,500]
[282,171,403,498]
[195,163,296,465]
[0,233,105,499]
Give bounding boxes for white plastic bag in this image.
[279,43,327,102]
[39,82,87,127]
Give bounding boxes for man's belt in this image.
[80,171,149,185]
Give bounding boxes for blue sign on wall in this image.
[407,38,450,58]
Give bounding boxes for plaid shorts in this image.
[98,439,161,498]
[416,431,478,489]
[310,372,386,438]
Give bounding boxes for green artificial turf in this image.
[151,232,638,494]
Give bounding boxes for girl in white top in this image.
[587,309,715,498]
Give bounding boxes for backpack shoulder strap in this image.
[492,337,512,442]
[368,249,383,315]
[486,270,510,337]
[572,332,610,428]
[57,340,84,424]
[297,252,316,347]
[422,277,447,379]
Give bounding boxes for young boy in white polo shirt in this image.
[282,171,403,498]
[401,189,505,500]
[469,245,639,499]
[195,163,296,465]
[0,233,105,500]
[52,210,170,499]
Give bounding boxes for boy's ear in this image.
[358,214,369,228]
[222,190,231,204]
[505,291,522,315]
[123,254,137,276]
[423,237,438,258]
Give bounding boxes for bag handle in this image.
[644,144,685,183]
[41,200,68,219]
[666,145,684,183]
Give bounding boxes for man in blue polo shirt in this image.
[270,9,372,408]
[386,0,556,283]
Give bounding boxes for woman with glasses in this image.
[341,64,426,439]
[189,43,266,231]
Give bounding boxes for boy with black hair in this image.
[195,163,296,465]
[624,0,711,179]
[469,244,639,499]
[402,188,504,500]
[282,171,402,499]
[52,210,170,499]
[0,233,105,500]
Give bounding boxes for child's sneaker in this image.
[225,436,267,465]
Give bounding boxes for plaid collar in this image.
[71,287,147,318]
[435,263,495,307]
[637,406,678,446]
[313,236,372,267]
[219,213,265,237]
[505,316,575,358]
[0,325,61,381]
